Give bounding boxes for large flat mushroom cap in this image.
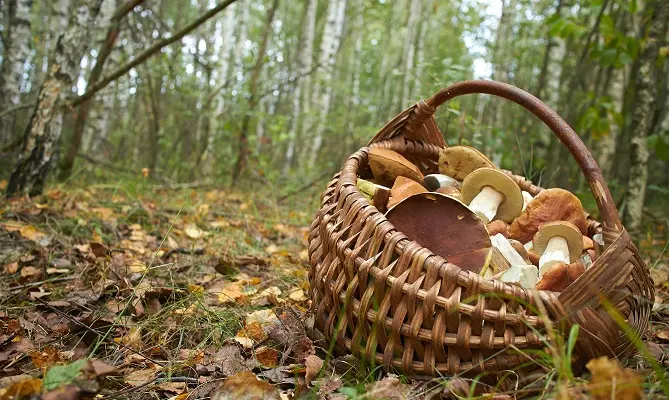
[461,168,523,223]
[386,192,491,273]
[368,148,424,186]
[438,146,494,180]
[532,221,583,262]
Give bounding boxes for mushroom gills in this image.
[539,235,570,276]
[469,185,505,223]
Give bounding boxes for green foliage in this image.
[43,359,87,391]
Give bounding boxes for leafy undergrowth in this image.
[0,180,667,399]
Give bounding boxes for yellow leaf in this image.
[0,180,7,190]
[288,288,307,302]
[19,225,46,241]
[128,260,147,273]
[586,357,643,400]
[184,224,205,239]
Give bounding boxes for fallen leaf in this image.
[288,288,307,302]
[211,371,280,400]
[586,357,643,400]
[30,346,63,370]
[213,345,248,377]
[185,224,205,239]
[304,354,323,386]
[365,375,412,399]
[43,359,87,391]
[255,346,279,368]
[20,225,47,241]
[42,384,81,400]
[47,268,70,275]
[124,368,156,387]
[20,266,42,282]
[4,262,19,274]
[128,259,147,273]
[0,378,42,399]
[657,329,669,341]
[89,242,109,258]
[265,244,278,254]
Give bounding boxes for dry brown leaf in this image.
[255,346,279,368]
[211,371,280,400]
[288,288,307,302]
[20,266,42,282]
[42,384,81,400]
[29,346,63,370]
[304,354,323,386]
[364,375,412,399]
[0,378,43,400]
[4,262,19,274]
[586,357,643,400]
[123,368,156,387]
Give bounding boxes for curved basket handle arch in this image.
[398,80,621,231]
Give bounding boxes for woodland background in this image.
[1,0,669,398]
[0,0,668,233]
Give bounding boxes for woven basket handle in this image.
[401,80,622,231]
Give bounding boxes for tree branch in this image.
[68,0,239,108]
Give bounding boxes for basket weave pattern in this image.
[307,81,654,376]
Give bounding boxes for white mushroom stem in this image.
[499,265,538,288]
[538,236,570,276]
[468,186,505,223]
[521,191,533,211]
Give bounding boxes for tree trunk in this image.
[6,0,103,197]
[412,0,430,101]
[283,0,317,173]
[307,0,348,167]
[59,0,139,180]
[232,1,249,87]
[231,0,278,184]
[345,0,364,150]
[398,0,421,109]
[623,0,669,233]
[0,0,34,143]
[143,65,161,173]
[201,6,235,174]
[598,66,625,179]
[380,0,406,123]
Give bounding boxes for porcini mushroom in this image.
[388,176,427,208]
[533,221,584,277]
[461,168,523,223]
[487,220,509,238]
[438,146,495,180]
[357,179,391,212]
[368,147,423,186]
[522,191,533,211]
[509,188,588,243]
[499,264,539,289]
[536,261,586,292]
[423,174,459,191]
[386,192,491,272]
[435,186,462,201]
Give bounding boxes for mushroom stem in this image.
[469,186,505,223]
[539,236,570,276]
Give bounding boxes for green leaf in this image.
[618,52,634,65]
[655,137,669,161]
[600,48,618,66]
[43,359,87,391]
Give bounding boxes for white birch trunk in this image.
[380,0,406,122]
[346,0,364,139]
[598,67,624,178]
[0,0,34,142]
[282,0,317,173]
[7,0,102,196]
[399,0,421,108]
[412,0,430,101]
[50,0,72,41]
[307,0,348,167]
[233,1,249,85]
[201,9,235,174]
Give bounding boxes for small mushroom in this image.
[528,250,540,267]
[387,176,427,208]
[368,147,423,186]
[435,186,462,201]
[386,192,491,272]
[532,221,584,277]
[487,220,509,238]
[509,239,529,262]
[423,174,459,191]
[582,235,594,251]
[438,146,495,180]
[461,168,523,223]
[508,188,588,243]
[357,179,391,212]
[536,261,586,292]
[521,191,533,211]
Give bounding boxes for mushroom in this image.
[357,179,391,213]
[368,147,423,186]
[499,264,539,289]
[423,174,459,191]
[438,146,495,180]
[508,188,588,243]
[509,239,529,262]
[435,186,462,201]
[461,168,523,223]
[487,220,509,238]
[386,192,491,272]
[532,221,584,277]
[536,261,586,292]
[387,176,427,208]
[522,191,533,211]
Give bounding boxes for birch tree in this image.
[346,0,364,142]
[623,0,669,232]
[283,0,317,173]
[232,1,249,86]
[307,0,348,167]
[6,0,103,197]
[398,0,421,109]
[201,8,235,174]
[0,0,34,143]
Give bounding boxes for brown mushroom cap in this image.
[487,220,509,238]
[438,146,494,180]
[388,176,427,208]
[368,147,423,186]
[435,186,462,201]
[386,192,491,272]
[508,188,588,243]
[461,168,523,223]
[532,221,584,262]
[509,239,529,261]
[582,235,594,251]
[536,261,586,292]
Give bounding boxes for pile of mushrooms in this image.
[357,145,597,293]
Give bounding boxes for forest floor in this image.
[0,179,668,399]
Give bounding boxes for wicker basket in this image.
[307,80,654,377]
